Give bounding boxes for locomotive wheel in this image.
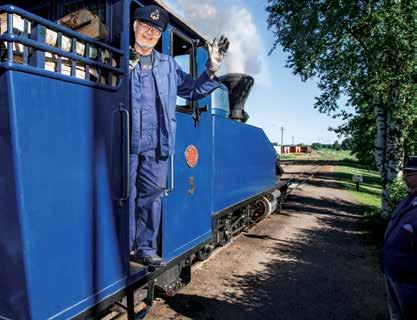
[196,244,214,261]
[219,230,232,247]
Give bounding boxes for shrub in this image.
[389,177,407,211]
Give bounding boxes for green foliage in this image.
[266,0,417,134]
[340,138,351,151]
[267,0,417,215]
[388,176,407,211]
[332,111,376,167]
[312,142,342,150]
[333,140,341,151]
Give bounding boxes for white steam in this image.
[161,0,269,85]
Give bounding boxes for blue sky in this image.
[164,0,344,145]
[243,0,343,145]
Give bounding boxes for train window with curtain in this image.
[172,30,194,113]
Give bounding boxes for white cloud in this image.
[161,0,271,86]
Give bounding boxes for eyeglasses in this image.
[138,22,161,36]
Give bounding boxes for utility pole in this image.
[280,126,284,147]
[292,136,294,145]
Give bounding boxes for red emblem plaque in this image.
[185,145,199,168]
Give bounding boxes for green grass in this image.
[280,153,296,160]
[288,149,385,237]
[333,164,382,213]
[290,149,382,215]
[315,148,354,161]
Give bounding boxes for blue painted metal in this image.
[0,2,130,319]
[0,70,129,319]
[0,1,278,318]
[0,71,31,320]
[161,44,213,261]
[212,116,277,213]
[0,61,122,91]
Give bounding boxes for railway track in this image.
[280,160,328,195]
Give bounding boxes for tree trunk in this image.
[375,84,403,219]
[374,95,385,177]
[383,110,403,218]
[374,97,389,218]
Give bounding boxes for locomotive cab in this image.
[0,1,278,319]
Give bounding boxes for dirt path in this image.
[145,164,389,320]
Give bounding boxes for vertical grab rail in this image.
[119,103,130,205]
[165,155,175,195]
[6,13,13,61]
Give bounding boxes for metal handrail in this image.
[1,33,123,74]
[0,61,122,90]
[165,155,175,195]
[0,4,123,55]
[0,4,125,89]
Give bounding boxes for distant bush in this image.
[389,177,407,211]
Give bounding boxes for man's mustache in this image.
[136,40,154,50]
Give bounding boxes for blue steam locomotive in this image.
[0,1,282,319]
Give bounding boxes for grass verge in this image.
[312,150,387,237]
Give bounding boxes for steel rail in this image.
[285,161,329,195]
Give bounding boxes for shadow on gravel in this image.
[243,233,282,241]
[157,294,239,320]
[159,168,389,320]
[212,192,388,320]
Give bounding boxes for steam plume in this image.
[162,0,269,85]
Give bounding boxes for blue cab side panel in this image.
[0,71,128,319]
[162,112,213,261]
[0,71,31,320]
[161,46,213,261]
[213,116,276,213]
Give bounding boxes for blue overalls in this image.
[129,57,168,257]
[129,49,221,259]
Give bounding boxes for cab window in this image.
[172,31,194,112]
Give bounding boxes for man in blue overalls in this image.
[129,5,229,267]
[382,156,417,319]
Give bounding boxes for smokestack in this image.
[219,73,254,123]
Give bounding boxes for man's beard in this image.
[136,39,154,50]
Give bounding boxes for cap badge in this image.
[150,10,160,20]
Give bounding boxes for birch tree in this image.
[267,0,417,218]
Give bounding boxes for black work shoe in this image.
[136,255,166,267]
